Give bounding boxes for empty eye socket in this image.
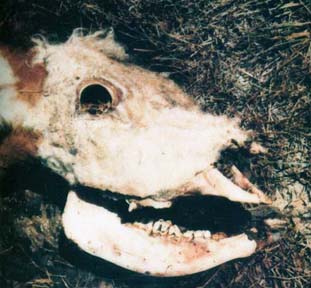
[80,84,112,105]
[78,79,122,115]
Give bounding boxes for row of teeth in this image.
[133,219,211,241]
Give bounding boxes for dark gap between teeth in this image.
[75,187,252,236]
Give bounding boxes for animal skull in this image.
[0,30,272,277]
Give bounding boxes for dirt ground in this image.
[0,1,310,287]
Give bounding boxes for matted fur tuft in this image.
[32,28,128,63]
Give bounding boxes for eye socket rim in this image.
[76,78,122,115]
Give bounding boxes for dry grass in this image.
[0,0,310,287]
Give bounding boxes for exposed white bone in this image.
[128,165,271,209]
[188,168,266,203]
[63,191,257,277]
[231,165,272,204]
[127,199,172,212]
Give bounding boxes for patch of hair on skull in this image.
[70,29,128,61]
[0,46,47,107]
[0,124,42,169]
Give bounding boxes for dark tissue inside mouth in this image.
[75,186,252,236]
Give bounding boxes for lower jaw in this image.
[62,191,257,277]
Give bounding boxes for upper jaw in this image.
[71,164,271,212]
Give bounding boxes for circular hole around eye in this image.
[80,84,113,115]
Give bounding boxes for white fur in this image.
[0,54,30,124]
[14,32,248,199]
[0,54,16,85]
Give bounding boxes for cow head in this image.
[0,30,272,277]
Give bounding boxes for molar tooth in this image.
[166,220,173,226]
[168,225,182,237]
[152,220,163,234]
[160,220,172,234]
[203,231,211,239]
[211,232,227,241]
[183,231,194,241]
[134,222,145,229]
[193,230,212,241]
[152,225,160,234]
[194,231,205,239]
[145,222,153,234]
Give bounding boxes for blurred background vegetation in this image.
[0,1,310,287]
